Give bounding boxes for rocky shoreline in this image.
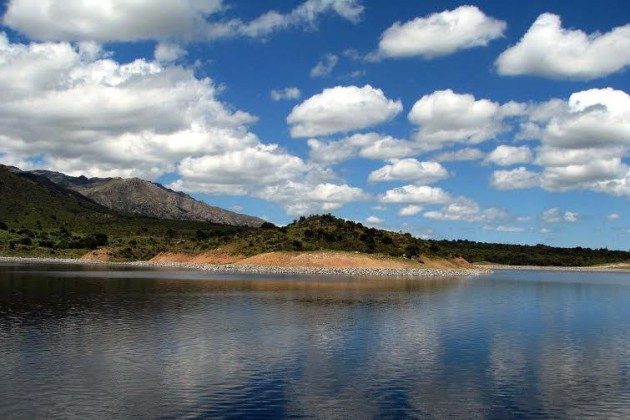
[483,264,630,272]
[0,256,488,278]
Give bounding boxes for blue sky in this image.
[0,0,628,249]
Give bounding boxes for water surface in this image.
[0,263,629,418]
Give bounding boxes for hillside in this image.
[226,215,630,267]
[0,165,249,259]
[28,169,264,227]
[1,166,628,266]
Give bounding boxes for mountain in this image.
[1,165,628,266]
[0,165,249,259]
[29,170,264,227]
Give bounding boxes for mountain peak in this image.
[29,168,264,227]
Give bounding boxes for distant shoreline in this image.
[1,255,629,276]
[478,263,630,273]
[0,255,487,278]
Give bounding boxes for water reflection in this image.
[0,264,629,418]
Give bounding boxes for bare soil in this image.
[148,250,472,270]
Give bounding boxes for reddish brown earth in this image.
[148,250,472,269]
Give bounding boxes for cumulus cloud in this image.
[483,225,526,233]
[258,181,369,216]
[154,42,187,63]
[172,145,307,195]
[374,5,505,59]
[496,13,630,80]
[486,88,630,200]
[408,89,510,151]
[310,53,338,77]
[0,32,260,178]
[490,167,540,190]
[365,215,383,224]
[271,87,301,101]
[379,185,452,205]
[607,213,620,221]
[308,133,417,164]
[524,88,630,198]
[0,33,365,216]
[485,145,532,166]
[3,0,364,42]
[368,159,449,184]
[287,85,402,137]
[541,208,579,223]
[424,198,508,223]
[397,205,423,216]
[434,147,484,162]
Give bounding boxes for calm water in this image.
[0,263,629,418]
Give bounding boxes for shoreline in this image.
[478,263,630,273]
[0,255,487,278]
[2,256,628,276]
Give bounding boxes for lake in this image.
[0,262,629,418]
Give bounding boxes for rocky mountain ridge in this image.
[24,169,265,227]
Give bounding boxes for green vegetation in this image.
[227,215,629,266]
[0,167,249,259]
[1,166,628,266]
[427,239,629,267]
[228,214,424,257]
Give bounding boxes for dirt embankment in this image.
[80,248,110,262]
[147,250,472,270]
[150,249,244,264]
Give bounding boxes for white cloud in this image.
[520,88,630,198]
[535,88,630,149]
[287,85,402,137]
[408,89,508,151]
[490,167,540,190]
[0,33,367,216]
[258,181,369,216]
[379,185,451,205]
[154,42,186,63]
[483,225,526,233]
[434,147,484,162]
[485,145,532,166]
[607,213,620,221]
[424,198,507,223]
[379,183,509,224]
[271,87,301,101]
[482,88,630,199]
[365,215,383,224]
[375,5,505,59]
[173,145,308,194]
[541,208,579,223]
[496,13,630,80]
[0,33,260,178]
[398,205,423,216]
[564,211,579,223]
[368,159,448,184]
[309,132,419,165]
[3,0,364,42]
[310,53,338,77]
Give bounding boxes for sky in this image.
[0,0,628,249]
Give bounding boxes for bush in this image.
[195,229,209,241]
[82,232,108,249]
[0,221,7,230]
